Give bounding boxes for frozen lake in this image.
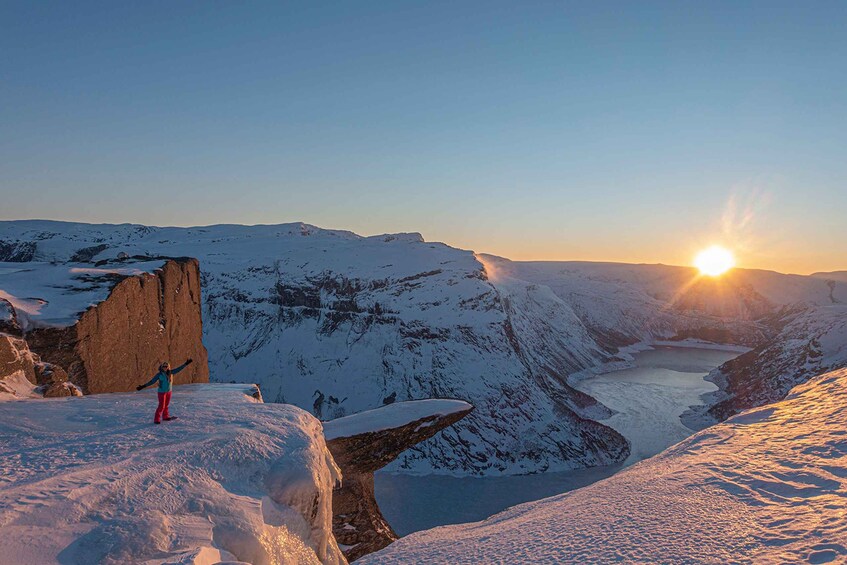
[375,344,741,536]
[574,345,742,465]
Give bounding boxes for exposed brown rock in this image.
[325,403,473,561]
[34,361,68,386]
[1,332,82,398]
[25,259,209,394]
[0,333,36,385]
[42,380,83,397]
[0,298,22,337]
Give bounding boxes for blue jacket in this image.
[142,362,190,393]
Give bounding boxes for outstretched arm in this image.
[136,374,159,391]
[170,358,194,375]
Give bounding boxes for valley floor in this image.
[362,368,847,564]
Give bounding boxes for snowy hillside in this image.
[690,303,847,423]
[0,384,345,565]
[1,220,842,475]
[481,255,846,347]
[0,220,627,475]
[482,255,847,425]
[362,368,847,564]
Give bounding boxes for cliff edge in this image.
[1,258,209,394]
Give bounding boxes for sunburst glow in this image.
[694,245,735,276]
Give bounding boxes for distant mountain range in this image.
[1,220,844,475]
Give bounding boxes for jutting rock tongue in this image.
[323,399,474,561]
[26,258,210,394]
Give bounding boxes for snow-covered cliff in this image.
[0,384,345,565]
[361,367,847,564]
[0,220,628,475]
[1,220,843,475]
[324,399,473,561]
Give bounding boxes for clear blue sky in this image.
[1,1,845,273]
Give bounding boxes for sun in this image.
[694,245,735,276]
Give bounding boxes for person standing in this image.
[136,359,193,424]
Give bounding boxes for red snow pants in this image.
[155,391,172,423]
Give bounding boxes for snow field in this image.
[363,368,847,564]
[0,384,345,565]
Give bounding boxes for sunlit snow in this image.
[363,368,847,564]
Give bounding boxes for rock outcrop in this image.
[687,303,847,424]
[19,259,209,394]
[324,400,474,561]
[0,332,81,398]
[0,333,36,386]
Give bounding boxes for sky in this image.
[1,1,845,275]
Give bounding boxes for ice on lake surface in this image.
[375,345,740,536]
[575,346,740,465]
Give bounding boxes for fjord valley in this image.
[3,1,846,562]
[1,220,845,563]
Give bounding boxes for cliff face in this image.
[323,400,474,561]
[25,259,209,394]
[695,303,847,423]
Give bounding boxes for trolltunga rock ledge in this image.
[323,399,473,561]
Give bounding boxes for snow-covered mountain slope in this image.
[481,255,845,347]
[687,303,847,424]
[2,220,842,474]
[813,270,847,283]
[483,255,847,425]
[0,384,345,565]
[0,220,627,475]
[361,368,847,565]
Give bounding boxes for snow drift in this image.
[0,384,345,565]
[362,367,847,564]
